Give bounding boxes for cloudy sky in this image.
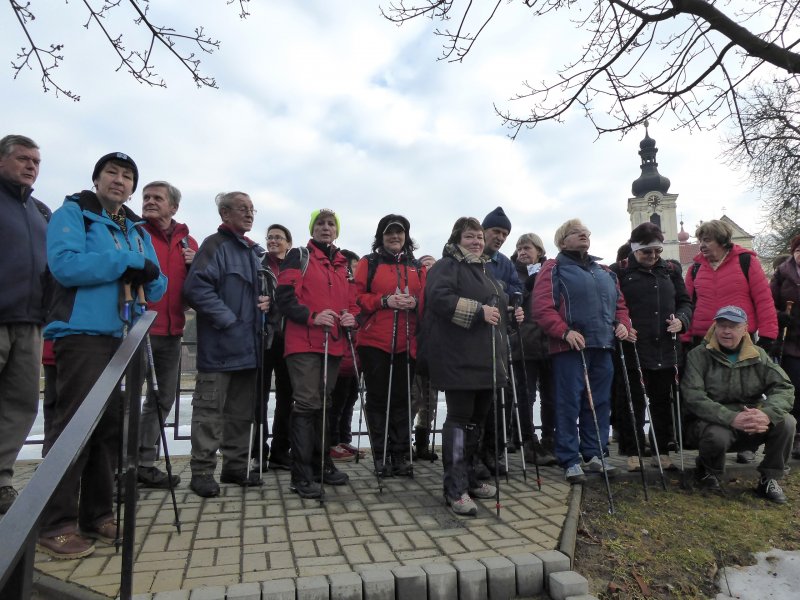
[2,0,763,261]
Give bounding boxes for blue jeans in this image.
[551,349,613,468]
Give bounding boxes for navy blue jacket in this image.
[0,179,50,324]
[184,226,265,372]
[484,250,523,296]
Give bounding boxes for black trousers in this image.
[616,368,674,457]
[264,334,293,456]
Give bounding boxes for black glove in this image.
[122,259,160,288]
[756,336,775,355]
[778,311,792,330]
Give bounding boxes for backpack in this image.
[689,253,751,304]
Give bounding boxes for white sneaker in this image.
[584,456,618,476]
[447,492,478,516]
[469,482,497,499]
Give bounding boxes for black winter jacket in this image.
[418,244,510,391]
[618,255,693,370]
[510,260,549,361]
[770,257,800,359]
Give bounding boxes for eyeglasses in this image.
[639,247,663,256]
[267,235,286,241]
[231,207,257,216]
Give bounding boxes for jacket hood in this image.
[703,324,760,362]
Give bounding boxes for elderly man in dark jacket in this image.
[682,305,795,503]
[184,191,270,498]
[0,134,49,514]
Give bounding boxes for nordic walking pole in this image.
[136,287,181,532]
[343,318,366,468]
[579,349,615,515]
[115,281,135,551]
[499,389,510,484]
[429,381,438,463]
[617,340,649,500]
[404,289,414,478]
[489,295,502,517]
[670,314,686,476]
[355,373,365,464]
[320,325,331,506]
[510,292,541,485]
[504,327,532,488]
[380,306,400,493]
[632,342,667,491]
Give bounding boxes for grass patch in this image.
[574,470,800,599]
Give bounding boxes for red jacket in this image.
[355,253,426,358]
[143,221,198,336]
[276,241,359,358]
[684,244,777,340]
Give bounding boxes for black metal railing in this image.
[0,312,155,600]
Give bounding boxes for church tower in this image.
[627,122,680,262]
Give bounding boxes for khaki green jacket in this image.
[682,326,794,427]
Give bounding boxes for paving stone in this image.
[328,572,362,600]
[189,586,226,600]
[535,549,571,587]
[296,575,330,600]
[549,571,589,600]
[479,556,515,599]
[153,592,190,600]
[393,565,427,600]
[262,578,296,600]
[422,562,458,600]
[360,568,395,600]
[508,552,544,597]
[226,582,262,600]
[452,559,487,600]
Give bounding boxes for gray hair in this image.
[516,232,546,258]
[215,191,249,218]
[143,180,182,209]
[0,134,39,159]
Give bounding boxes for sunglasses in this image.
[639,247,663,256]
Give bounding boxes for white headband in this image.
[631,241,663,251]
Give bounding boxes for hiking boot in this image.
[220,469,264,487]
[317,464,349,486]
[694,470,722,493]
[584,456,618,477]
[446,492,478,516]
[268,451,292,471]
[652,455,676,471]
[756,478,787,504]
[483,453,507,476]
[627,456,642,472]
[792,437,800,460]
[736,450,756,464]
[374,459,393,478]
[473,456,491,480]
[523,440,558,466]
[392,454,413,477]
[137,465,180,489]
[468,482,497,499]
[190,473,220,498]
[0,485,18,514]
[290,479,322,499]
[81,519,118,545]
[330,444,356,462]
[564,463,586,484]
[37,532,96,560]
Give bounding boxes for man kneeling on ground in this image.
[682,305,796,503]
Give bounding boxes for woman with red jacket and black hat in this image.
[355,214,426,478]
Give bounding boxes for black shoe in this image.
[317,465,349,486]
[137,465,180,489]
[392,455,413,477]
[792,439,800,460]
[268,452,292,471]
[483,453,507,476]
[0,486,17,514]
[374,459,393,478]
[220,469,264,487]
[414,445,439,461]
[694,468,722,493]
[190,473,220,498]
[756,478,787,504]
[290,479,322,499]
[472,456,491,480]
[737,450,756,464]
[523,440,558,466]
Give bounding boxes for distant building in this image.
[627,123,754,271]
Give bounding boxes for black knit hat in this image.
[481,206,512,232]
[92,152,139,192]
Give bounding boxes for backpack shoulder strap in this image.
[739,252,751,282]
[365,253,380,292]
[298,246,310,276]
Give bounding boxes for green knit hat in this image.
[309,208,341,237]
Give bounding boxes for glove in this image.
[122,259,160,288]
[778,312,792,330]
[756,336,775,355]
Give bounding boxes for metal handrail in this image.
[0,312,155,600]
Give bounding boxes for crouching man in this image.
[682,305,796,503]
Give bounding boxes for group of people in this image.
[1,132,798,560]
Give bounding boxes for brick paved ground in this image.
[16,451,570,597]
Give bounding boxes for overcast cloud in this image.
[1,1,762,260]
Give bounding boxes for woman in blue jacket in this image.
[37,152,166,560]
